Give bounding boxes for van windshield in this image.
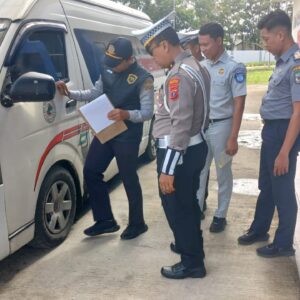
[0,19,10,47]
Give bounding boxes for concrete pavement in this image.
[0,85,299,299]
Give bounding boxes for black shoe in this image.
[161,262,206,279]
[84,220,120,237]
[170,242,180,254]
[209,217,226,233]
[238,230,269,245]
[120,223,148,240]
[256,243,295,258]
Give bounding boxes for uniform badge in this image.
[234,67,246,83]
[218,68,225,75]
[168,78,180,100]
[294,51,300,61]
[143,78,154,90]
[43,101,56,123]
[127,74,138,84]
[107,44,115,55]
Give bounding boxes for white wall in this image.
[227,50,275,64]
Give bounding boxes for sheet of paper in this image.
[79,94,115,133]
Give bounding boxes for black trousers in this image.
[250,120,299,248]
[157,142,208,268]
[84,137,144,225]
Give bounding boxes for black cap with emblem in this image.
[104,37,133,68]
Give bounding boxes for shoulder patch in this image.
[293,66,300,84]
[143,78,154,90]
[127,74,138,84]
[234,67,246,83]
[168,78,180,100]
[294,51,300,61]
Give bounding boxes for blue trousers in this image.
[83,137,144,225]
[157,142,208,268]
[250,120,299,248]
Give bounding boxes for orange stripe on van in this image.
[34,123,89,191]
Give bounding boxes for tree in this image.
[114,0,294,49]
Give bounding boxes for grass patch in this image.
[247,69,273,84]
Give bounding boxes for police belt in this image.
[156,133,203,149]
[209,116,232,124]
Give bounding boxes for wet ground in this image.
[0,85,299,300]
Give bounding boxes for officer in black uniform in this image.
[133,14,210,279]
[56,37,154,240]
[238,10,300,257]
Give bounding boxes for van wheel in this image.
[143,118,156,161]
[31,166,76,248]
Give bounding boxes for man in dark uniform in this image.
[56,37,154,240]
[133,14,210,279]
[238,10,300,257]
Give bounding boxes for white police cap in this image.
[177,30,199,46]
[132,11,175,47]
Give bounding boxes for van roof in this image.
[0,0,151,22]
[78,0,151,21]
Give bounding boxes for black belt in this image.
[263,119,290,123]
[209,117,232,124]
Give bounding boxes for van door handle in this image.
[65,99,77,108]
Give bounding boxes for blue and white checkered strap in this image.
[161,148,183,176]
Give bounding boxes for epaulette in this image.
[294,50,300,61]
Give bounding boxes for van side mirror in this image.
[10,72,56,102]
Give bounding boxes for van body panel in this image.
[0,0,158,259]
[0,0,37,21]
[0,185,9,260]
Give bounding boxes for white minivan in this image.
[0,0,164,261]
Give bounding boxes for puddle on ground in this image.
[232,178,259,196]
[213,178,259,196]
[242,113,261,121]
[238,130,262,149]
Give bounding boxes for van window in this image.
[9,30,68,82]
[74,29,143,84]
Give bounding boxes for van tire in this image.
[143,118,156,161]
[30,166,77,249]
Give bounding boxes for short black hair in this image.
[199,22,224,39]
[152,27,180,47]
[257,9,291,34]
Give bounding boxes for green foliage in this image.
[247,69,273,84]
[114,0,293,50]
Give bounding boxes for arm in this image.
[128,78,154,123]
[226,63,247,156]
[107,78,154,123]
[107,77,154,122]
[226,95,246,156]
[273,102,300,176]
[55,77,103,102]
[159,74,194,195]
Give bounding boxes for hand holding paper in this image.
[107,108,129,121]
[79,94,127,143]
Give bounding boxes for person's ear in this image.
[161,40,168,52]
[216,36,223,46]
